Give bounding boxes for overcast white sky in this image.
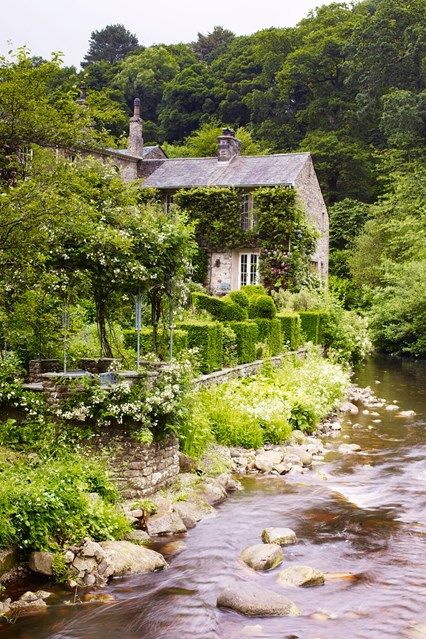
[1,0,333,68]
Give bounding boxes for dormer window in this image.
[241,193,256,230]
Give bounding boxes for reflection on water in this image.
[1,356,425,639]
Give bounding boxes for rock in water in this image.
[340,402,359,415]
[261,527,297,546]
[277,565,325,587]
[28,551,54,576]
[99,541,167,576]
[217,582,300,617]
[146,512,187,536]
[240,544,283,571]
[338,443,361,454]
[398,410,416,418]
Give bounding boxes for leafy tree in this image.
[379,89,426,150]
[299,130,376,204]
[345,0,426,144]
[158,64,217,141]
[0,49,112,184]
[82,24,139,66]
[191,26,235,62]
[164,123,267,157]
[329,198,371,251]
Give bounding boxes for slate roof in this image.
[106,146,164,161]
[142,152,310,189]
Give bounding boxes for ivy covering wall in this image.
[172,186,317,292]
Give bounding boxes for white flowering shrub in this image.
[55,359,194,437]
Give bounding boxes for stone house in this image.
[96,98,329,294]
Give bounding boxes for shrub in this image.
[227,320,259,364]
[277,312,302,350]
[192,292,247,321]
[0,454,130,551]
[124,327,189,361]
[241,285,265,298]
[254,318,282,356]
[248,295,277,319]
[221,324,238,367]
[177,320,223,373]
[299,311,321,344]
[226,290,250,309]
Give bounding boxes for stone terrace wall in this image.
[101,434,179,500]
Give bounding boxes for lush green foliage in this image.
[0,450,129,551]
[299,311,322,344]
[192,292,248,321]
[180,350,349,455]
[177,321,223,373]
[124,327,189,361]
[254,318,282,356]
[248,295,277,319]
[227,320,259,364]
[277,312,302,350]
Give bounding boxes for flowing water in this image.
[1,356,425,639]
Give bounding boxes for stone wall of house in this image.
[208,251,233,295]
[103,434,179,500]
[293,156,329,278]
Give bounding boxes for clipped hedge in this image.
[299,311,323,344]
[227,290,250,309]
[124,327,189,361]
[254,318,282,356]
[192,292,248,321]
[317,311,330,344]
[277,312,302,350]
[241,285,265,298]
[227,320,259,364]
[248,295,277,319]
[177,321,223,373]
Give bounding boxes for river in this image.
[1,356,425,639]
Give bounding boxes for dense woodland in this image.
[0,0,425,357]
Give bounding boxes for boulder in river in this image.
[99,540,167,576]
[217,582,300,617]
[146,511,187,536]
[277,564,325,587]
[240,543,283,571]
[261,527,297,546]
[338,443,361,454]
[340,402,359,415]
[254,450,283,473]
[398,410,416,418]
[29,551,54,576]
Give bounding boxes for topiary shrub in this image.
[192,292,248,321]
[316,311,330,345]
[123,327,189,360]
[241,284,265,298]
[226,290,250,309]
[254,318,282,356]
[227,320,259,364]
[299,311,321,344]
[277,312,302,350]
[248,295,277,319]
[177,320,223,373]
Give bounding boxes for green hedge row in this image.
[254,318,282,356]
[123,327,189,360]
[177,320,223,373]
[227,320,259,364]
[277,312,302,350]
[192,292,247,321]
[299,311,330,345]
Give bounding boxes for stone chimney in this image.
[217,128,241,162]
[128,98,144,157]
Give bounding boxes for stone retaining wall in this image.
[103,434,179,500]
[195,350,305,387]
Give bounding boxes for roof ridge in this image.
[155,151,310,162]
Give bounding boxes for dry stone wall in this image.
[105,434,179,500]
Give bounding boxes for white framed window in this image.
[240,193,256,230]
[239,252,259,288]
[17,146,33,166]
[165,193,174,214]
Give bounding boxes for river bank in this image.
[0,356,424,638]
